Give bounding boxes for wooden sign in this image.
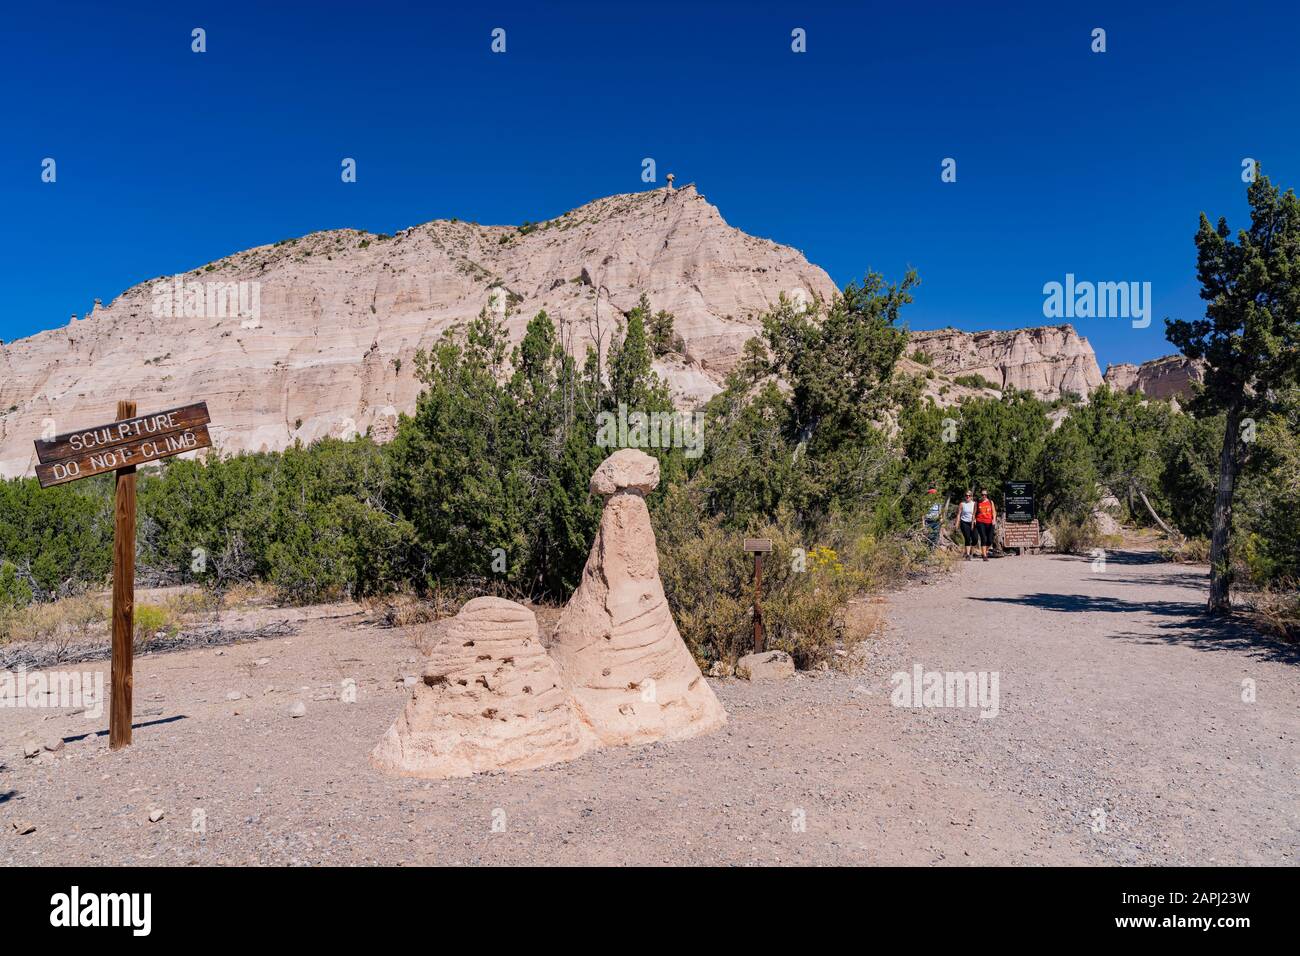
[36,425,211,488]
[34,402,210,483]
[1001,519,1041,553]
[32,399,213,750]
[742,538,773,653]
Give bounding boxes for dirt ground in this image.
[2,549,1296,866]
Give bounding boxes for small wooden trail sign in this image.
[33,400,213,749]
[743,538,773,652]
[1001,519,1042,554]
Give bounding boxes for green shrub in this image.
[0,560,33,609]
[1049,516,1100,554]
[655,488,881,669]
[954,373,999,390]
[132,604,177,645]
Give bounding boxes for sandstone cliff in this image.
[907,325,1104,401]
[1103,355,1205,401]
[0,185,837,478]
[1,185,1174,479]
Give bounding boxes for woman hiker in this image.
[975,488,997,561]
[955,490,978,560]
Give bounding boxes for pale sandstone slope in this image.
[908,325,1104,401]
[0,185,837,478]
[1103,355,1205,402]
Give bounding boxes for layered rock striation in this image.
[0,185,836,477]
[907,325,1104,401]
[370,597,586,778]
[549,449,727,747]
[1103,355,1205,402]
[371,449,727,780]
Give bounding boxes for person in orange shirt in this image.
[974,488,997,562]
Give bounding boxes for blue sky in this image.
[2,0,1297,368]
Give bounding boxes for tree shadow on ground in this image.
[1112,614,1300,664]
[1045,550,1173,568]
[970,593,1300,665]
[1095,571,1209,589]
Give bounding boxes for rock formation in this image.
[908,325,1104,401]
[371,450,727,779]
[1103,355,1205,402]
[549,449,727,748]
[370,597,586,778]
[0,185,836,477]
[1,180,1192,477]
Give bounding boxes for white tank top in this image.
[959,500,976,521]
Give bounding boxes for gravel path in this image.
[872,549,1298,865]
[2,550,1295,866]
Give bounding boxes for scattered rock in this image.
[288,701,307,718]
[43,738,65,753]
[148,808,165,823]
[226,691,244,701]
[11,820,36,835]
[708,660,734,678]
[735,650,796,682]
[23,741,41,759]
[254,658,271,667]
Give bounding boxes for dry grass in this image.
[1243,581,1300,643]
[360,592,442,629]
[0,594,108,654]
[1159,536,1212,564]
[358,580,530,630]
[1047,516,1101,554]
[219,580,280,611]
[0,589,214,658]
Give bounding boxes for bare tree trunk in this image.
[1138,489,1181,542]
[1207,403,1242,613]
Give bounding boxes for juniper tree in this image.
[1166,174,1300,611]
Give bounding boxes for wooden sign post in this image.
[744,537,773,653]
[34,400,213,749]
[111,401,137,750]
